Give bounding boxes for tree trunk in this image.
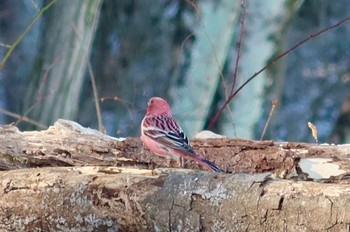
[24,0,102,129]
[221,0,299,139]
[170,0,240,137]
[1,120,350,231]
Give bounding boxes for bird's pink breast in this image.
[140,135,178,160]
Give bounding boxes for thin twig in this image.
[0,42,11,48]
[260,99,277,141]
[71,23,105,133]
[185,0,238,132]
[0,0,57,69]
[30,0,40,12]
[209,15,350,128]
[0,108,47,129]
[15,101,41,127]
[230,0,247,96]
[307,122,319,143]
[16,54,61,126]
[100,96,134,120]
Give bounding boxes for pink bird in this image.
[141,97,223,172]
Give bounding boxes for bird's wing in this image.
[142,115,196,155]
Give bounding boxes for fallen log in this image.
[1,167,350,231]
[1,120,350,231]
[1,119,350,179]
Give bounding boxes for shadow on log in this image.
[1,120,350,231]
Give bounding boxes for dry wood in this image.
[1,119,350,231]
[1,119,350,179]
[1,167,350,231]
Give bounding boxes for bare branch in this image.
[0,0,57,69]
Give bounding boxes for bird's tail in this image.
[196,156,224,173]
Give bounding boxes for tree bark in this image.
[1,120,350,231]
[1,119,349,176]
[1,167,350,231]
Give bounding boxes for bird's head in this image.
[146,97,172,116]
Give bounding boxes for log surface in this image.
[1,120,350,179]
[1,120,350,231]
[1,167,350,231]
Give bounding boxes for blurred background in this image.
[1,0,350,143]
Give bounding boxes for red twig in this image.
[208,15,350,128]
[230,1,247,96]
